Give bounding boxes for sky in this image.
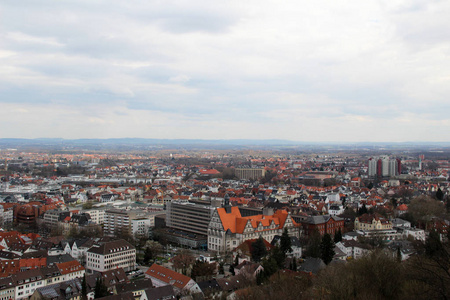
[1,0,450,142]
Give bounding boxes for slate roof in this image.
[87,239,134,255]
[298,257,326,275]
[143,285,177,300]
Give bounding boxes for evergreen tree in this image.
[436,188,444,201]
[144,247,153,264]
[270,246,286,269]
[396,246,402,263]
[358,203,368,216]
[251,237,268,262]
[334,229,342,243]
[81,274,87,300]
[292,258,297,271]
[320,233,335,265]
[280,228,292,255]
[305,230,322,258]
[425,229,444,258]
[229,264,235,276]
[94,277,108,298]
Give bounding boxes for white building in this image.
[131,218,153,238]
[83,209,105,225]
[86,239,136,273]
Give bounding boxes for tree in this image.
[280,228,292,255]
[94,277,108,298]
[314,250,404,300]
[190,260,216,281]
[82,201,93,209]
[145,240,163,259]
[358,203,368,216]
[81,274,87,300]
[304,230,321,258]
[144,247,153,264]
[251,237,268,262]
[408,196,445,229]
[436,187,444,201]
[333,229,342,243]
[270,246,286,269]
[172,249,195,275]
[320,233,335,265]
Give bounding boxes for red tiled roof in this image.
[56,260,85,275]
[146,264,192,289]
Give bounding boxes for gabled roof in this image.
[216,207,298,234]
[146,264,192,290]
[56,260,85,275]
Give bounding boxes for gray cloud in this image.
[1,0,450,142]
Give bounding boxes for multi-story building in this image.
[0,204,14,227]
[368,157,401,177]
[131,218,153,238]
[103,209,137,236]
[82,208,105,225]
[207,206,300,253]
[166,201,215,236]
[354,213,393,231]
[85,239,136,273]
[10,261,85,300]
[234,168,266,180]
[43,209,70,230]
[295,215,344,236]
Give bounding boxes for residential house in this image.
[145,264,202,296]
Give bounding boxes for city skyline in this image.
[1,1,450,142]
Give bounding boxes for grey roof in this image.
[271,235,302,247]
[87,239,135,255]
[301,215,344,225]
[116,278,153,293]
[143,285,177,300]
[35,278,82,299]
[47,254,76,266]
[299,257,326,275]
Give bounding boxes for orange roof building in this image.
[208,206,300,252]
[145,264,202,295]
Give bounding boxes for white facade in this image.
[83,209,105,225]
[86,240,136,273]
[131,218,152,238]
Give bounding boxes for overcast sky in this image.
[1,0,449,142]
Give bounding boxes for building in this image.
[368,157,401,178]
[0,204,14,226]
[103,209,137,236]
[166,201,215,236]
[354,213,393,231]
[131,218,153,238]
[234,168,266,180]
[207,207,300,253]
[30,278,82,300]
[85,239,136,273]
[296,215,344,236]
[43,209,70,230]
[82,208,105,225]
[145,264,202,296]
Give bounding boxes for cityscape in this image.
[0,142,450,299]
[2,0,450,299]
